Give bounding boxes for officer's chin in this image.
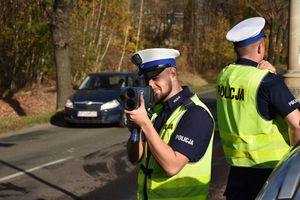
[153,96,159,104]
[153,93,160,104]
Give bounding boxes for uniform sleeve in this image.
[258,73,300,119]
[169,106,213,162]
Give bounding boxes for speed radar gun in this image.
[118,85,154,143]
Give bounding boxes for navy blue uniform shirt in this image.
[235,58,300,119]
[153,86,213,162]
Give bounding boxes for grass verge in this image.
[188,83,216,94]
[0,111,64,134]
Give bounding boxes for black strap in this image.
[140,164,153,178]
[182,96,196,109]
[141,163,153,200]
[141,96,195,200]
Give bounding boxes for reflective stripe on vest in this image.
[137,94,215,200]
[216,64,290,168]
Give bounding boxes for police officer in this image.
[126,48,215,200]
[216,17,300,200]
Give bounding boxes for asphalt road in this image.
[0,89,228,200]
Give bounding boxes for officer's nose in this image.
[147,78,156,88]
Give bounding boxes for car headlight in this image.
[65,99,74,108]
[101,99,120,110]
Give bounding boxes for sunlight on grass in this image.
[188,83,216,94]
[0,112,58,133]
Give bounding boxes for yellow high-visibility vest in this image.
[137,94,214,200]
[217,64,290,168]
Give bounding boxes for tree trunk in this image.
[135,0,144,51]
[95,1,107,68]
[184,0,199,70]
[51,0,76,110]
[118,25,130,71]
[92,0,103,47]
[54,45,72,109]
[97,32,113,71]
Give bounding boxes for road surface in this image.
[0,89,228,200]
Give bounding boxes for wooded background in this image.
[0,0,289,109]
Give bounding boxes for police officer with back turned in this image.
[217,17,300,200]
[126,48,215,200]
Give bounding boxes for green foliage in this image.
[70,0,133,81]
[0,0,290,96]
[199,15,235,71]
[0,0,54,97]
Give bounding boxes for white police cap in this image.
[226,17,265,47]
[131,48,180,75]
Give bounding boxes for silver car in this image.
[256,141,300,200]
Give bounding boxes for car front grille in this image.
[74,102,102,110]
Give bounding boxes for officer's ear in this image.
[169,67,177,78]
[257,40,264,55]
[168,67,179,84]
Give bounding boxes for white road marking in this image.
[0,156,73,183]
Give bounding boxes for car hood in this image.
[70,89,120,103]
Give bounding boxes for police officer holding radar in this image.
[125,48,215,200]
[216,17,300,200]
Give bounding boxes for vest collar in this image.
[164,86,193,112]
[235,58,258,67]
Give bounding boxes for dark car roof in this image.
[70,71,142,102]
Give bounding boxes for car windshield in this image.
[78,74,139,90]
